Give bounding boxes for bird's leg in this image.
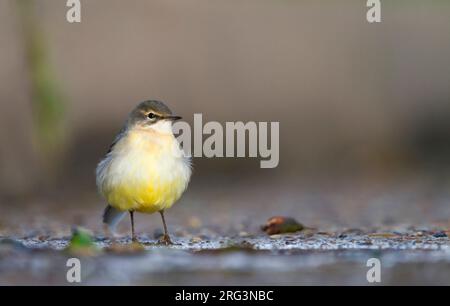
[129,211,137,242]
[159,210,173,245]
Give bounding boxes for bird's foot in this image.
[159,234,176,246]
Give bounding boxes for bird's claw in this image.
[159,234,175,245]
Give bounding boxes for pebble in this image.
[190,237,203,243]
[433,231,448,238]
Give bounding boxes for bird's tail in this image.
[102,205,127,235]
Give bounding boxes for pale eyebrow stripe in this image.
[141,110,164,117]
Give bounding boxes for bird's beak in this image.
[165,115,182,121]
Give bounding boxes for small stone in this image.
[239,231,250,237]
[433,231,447,238]
[358,240,373,246]
[261,216,304,235]
[190,237,202,243]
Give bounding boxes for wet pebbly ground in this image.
[0,226,449,285]
[1,176,450,285]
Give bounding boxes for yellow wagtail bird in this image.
[96,100,192,245]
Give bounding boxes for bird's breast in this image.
[97,130,191,212]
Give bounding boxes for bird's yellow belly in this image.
[99,133,191,214]
[105,175,187,213]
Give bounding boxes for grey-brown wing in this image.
[107,126,127,154]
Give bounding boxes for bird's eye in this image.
[148,113,157,120]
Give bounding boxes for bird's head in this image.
[127,100,182,134]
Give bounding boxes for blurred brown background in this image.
[1,0,450,234]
